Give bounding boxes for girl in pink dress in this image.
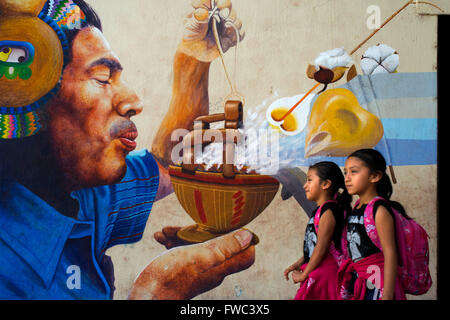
[338,149,407,300]
[284,161,351,300]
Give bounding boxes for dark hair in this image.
[309,161,352,216]
[348,148,410,218]
[63,0,103,64]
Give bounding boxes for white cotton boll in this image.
[327,47,346,57]
[314,53,330,69]
[338,55,353,68]
[361,44,399,75]
[362,45,382,63]
[381,54,399,73]
[371,65,389,75]
[361,57,380,75]
[328,57,340,68]
[314,47,352,70]
[378,44,396,61]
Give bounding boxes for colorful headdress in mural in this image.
[0,0,87,139]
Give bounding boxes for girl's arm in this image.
[300,209,336,278]
[290,256,305,269]
[375,205,398,300]
[284,256,304,280]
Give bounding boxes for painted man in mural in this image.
[0,0,254,299]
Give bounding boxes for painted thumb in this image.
[202,229,254,265]
[196,229,255,290]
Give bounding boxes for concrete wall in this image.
[87,0,438,300]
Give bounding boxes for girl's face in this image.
[344,156,377,196]
[304,168,328,202]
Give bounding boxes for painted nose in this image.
[115,83,143,118]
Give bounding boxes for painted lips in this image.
[111,121,138,151]
[119,133,138,151]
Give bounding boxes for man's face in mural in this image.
[46,27,143,190]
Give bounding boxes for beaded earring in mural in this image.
[0,0,86,139]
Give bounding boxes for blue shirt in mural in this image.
[0,149,159,300]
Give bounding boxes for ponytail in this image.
[335,187,352,217]
[376,171,393,200]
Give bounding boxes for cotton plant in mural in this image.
[361,44,400,75]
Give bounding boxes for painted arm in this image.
[151,0,244,201]
[375,205,398,300]
[152,52,210,201]
[152,51,211,169]
[130,1,254,300]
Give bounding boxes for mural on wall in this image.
[0,0,440,300]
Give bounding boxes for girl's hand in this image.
[284,257,304,280]
[292,270,308,284]
[283,265,296,280]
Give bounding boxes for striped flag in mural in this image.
[340,72,437,166]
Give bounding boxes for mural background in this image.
[87,0,438,300]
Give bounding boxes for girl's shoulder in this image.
[351,198,393,218]
[321,200,338,212]
[371,198,394,219]
[319,201,343,220]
